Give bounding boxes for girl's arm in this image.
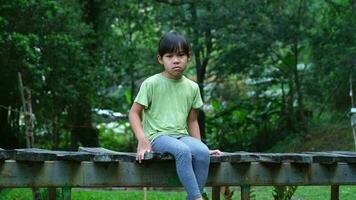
[187,108,201,140]
[129,102,151,163]
[187,108,224,155]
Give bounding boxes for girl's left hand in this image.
[209,149,223,155]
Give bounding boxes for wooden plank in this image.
[210,152,260,163]
[304,152,356,164]
[13,148,94,162]
[3,148,356,164]
[51,151,93,162]
[14,149,57,161]
[20,148,93,162]
[79,147,175,162]
[328,151,356,155]
[328,151,356,157]
[79,147,121,155]
[225,152,312,163]
[1,161,356,187]
[275,153,313,163]
[0,149,11,160]
[79,148,268,163]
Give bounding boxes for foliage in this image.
[0,0,355,152]
[273,186,298,200]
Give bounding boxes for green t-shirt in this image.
[134,73,203,142]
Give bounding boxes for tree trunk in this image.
[69,100,99,150]
[67,0,101,150]
[0,107,19,149]
[293,0,308,132]
[190,3,213,141]
[287,78,296,131]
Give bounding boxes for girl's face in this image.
[158,50,190,80]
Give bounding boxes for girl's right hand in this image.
[136,138,152,163]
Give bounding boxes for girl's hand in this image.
[136,138,152,163]
[209,149,223,155]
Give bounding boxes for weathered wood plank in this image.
[211,152,260,163]
[79,147,175,162]
[304,152,356,164]
[14,148,57,161]
[79,147,121,155]
[50,151,93,162]
[79,148,262,163]
[22,148,93,162]
[212,152,312,163]
[2,148,356,165]
[0,149,11,160]
[328,151,356,157]
[1,161,356,187]
[13,148,94,162]
[271,153,312,163]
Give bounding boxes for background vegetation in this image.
[1,0,355,153]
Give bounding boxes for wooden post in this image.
[241,185,250,200]
[143,187,147,200]
[48,187,57,200]
[62,187,71,200]
[331,185,339,200]
[18,72,34,148]
[19,72,38,200]
[212,186,220,200]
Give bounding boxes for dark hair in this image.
[158,32,190,57]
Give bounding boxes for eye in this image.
[165,54,173,58]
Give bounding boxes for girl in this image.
[129,32,222,200]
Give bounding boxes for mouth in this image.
[172,66,182,71]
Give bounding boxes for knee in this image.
[175,145,192,160]
[192,145,210,162]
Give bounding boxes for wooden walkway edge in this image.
[1,147,356,200]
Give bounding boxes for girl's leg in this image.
[152,135,201,200]
[179,136,210,194]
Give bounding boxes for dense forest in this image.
[0,0,355,152]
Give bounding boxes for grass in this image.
[1,186,356,200]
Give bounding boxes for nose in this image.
[172,56,180,63]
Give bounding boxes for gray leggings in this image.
[152,135,210,200]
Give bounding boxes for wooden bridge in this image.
[1,147,356,200]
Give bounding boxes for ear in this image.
[157,55,163,65]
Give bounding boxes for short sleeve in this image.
[134,81,151,108]
[192,86,203,109]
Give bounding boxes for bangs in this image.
[158,32,190,56]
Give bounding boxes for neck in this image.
[161,71,182,80]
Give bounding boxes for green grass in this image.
[1,186,356,200]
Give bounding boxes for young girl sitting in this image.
[129,32,222,200]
